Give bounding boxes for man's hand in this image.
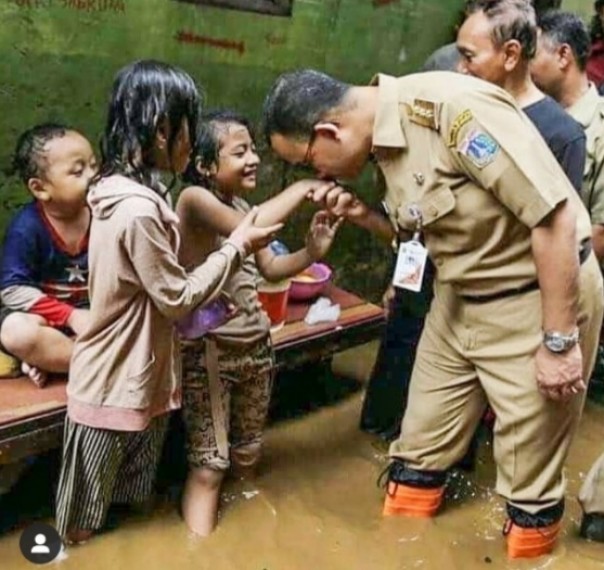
[535,343,585,401]
[229,207,284,257]
[307,184,369,222]
[67,308,91,337]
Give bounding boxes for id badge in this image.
[392,240,428,292]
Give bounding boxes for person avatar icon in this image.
[20,521,61,564]
[30,534,50,554]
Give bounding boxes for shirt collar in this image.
[568,83,601,128]
[370,73,407,150]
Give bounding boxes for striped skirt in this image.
[55,414,168,539]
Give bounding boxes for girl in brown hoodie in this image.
[55,60,281,545]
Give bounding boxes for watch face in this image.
[547,337,565,352]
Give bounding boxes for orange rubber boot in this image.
[504,520,561,559]
[382,482,445,517]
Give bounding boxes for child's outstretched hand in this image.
[229,206,284,257]
[306,211,344,261]
[286,178,338,198]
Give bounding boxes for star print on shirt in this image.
[66,265,87,283]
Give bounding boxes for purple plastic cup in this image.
[176,297,232,340]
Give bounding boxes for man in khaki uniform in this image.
[531,9,604,542]
[263,69,603,559]
[457,0,585,191]
[532,10,604,263]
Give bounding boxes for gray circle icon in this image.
[19,522,61,564]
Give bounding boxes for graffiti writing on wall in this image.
[175,30,245,54]
[174,0,293,17]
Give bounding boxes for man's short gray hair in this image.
[465,0,538,59]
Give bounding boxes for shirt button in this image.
[428,205,438,217]
[436,258,444,266]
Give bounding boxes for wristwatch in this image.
[543,329,579,354]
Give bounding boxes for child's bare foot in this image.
[64,529,94,545]
[21,362,47,388]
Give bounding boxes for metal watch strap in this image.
[543,329,579,353]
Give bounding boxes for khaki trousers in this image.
[580,452,604,514]
[389,254,603,514]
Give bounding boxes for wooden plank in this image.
[0,410,65,465]
[0,287,384,463]
[273,303,384,348]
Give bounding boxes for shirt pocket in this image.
[395,185,456,233]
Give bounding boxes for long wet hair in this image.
[99,60,202,196]
[182,108,255,190]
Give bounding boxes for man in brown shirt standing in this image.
[456,0,585,192]
[531,8,604,543]
[531,9,604,263]
[263,68,603,559]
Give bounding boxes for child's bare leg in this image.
[230,441,262,480]
[0,313,74,381]
[181,467,225,536]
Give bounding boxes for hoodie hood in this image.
[88,174,179,227]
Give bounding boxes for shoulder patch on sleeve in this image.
[447,109,473,147]
[457,128,500,169]
[408,99,440,130]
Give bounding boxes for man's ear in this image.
[314,122,341,141]
[27,178,50,202]
[558,44,573,71]
[502,39,522,72]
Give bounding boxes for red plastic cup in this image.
[257,279,290,332]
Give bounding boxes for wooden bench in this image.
[0,284,384,465]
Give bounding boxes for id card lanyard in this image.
[392,204,428,293]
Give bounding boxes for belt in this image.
[461,239,592,304]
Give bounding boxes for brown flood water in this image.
[0,375,603,569]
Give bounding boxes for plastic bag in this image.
[304,296,341,325]
[176,296,233,340]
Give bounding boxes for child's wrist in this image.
[305,244,320,262]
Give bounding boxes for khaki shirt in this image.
[372,72,591,297]
[567,83,604,225]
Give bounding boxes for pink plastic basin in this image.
[289,263,332,301]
